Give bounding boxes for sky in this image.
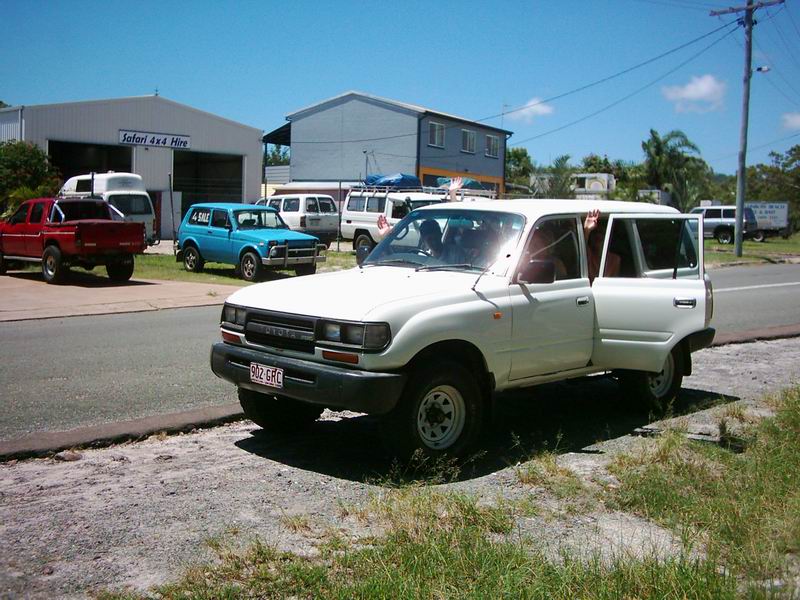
[2,0,800,175]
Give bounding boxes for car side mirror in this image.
[516,259,556,285]
[356,245,371,266]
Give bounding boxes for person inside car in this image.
[584,208,621,282]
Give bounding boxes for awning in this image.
[263,122,291,146]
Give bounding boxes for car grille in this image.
[245,310,316,354]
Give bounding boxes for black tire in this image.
[0,252,6,275]
[619,344,684,415]
[238,388,323,430]
[240,251,261,282]
[294,263,317,276]
[752,230,765,243]
[183,245,204,272]
[354,232,375,252]
[715,228,733,245]
[380,360,483,459]
[42,245,68,284]
[106,255,135,282]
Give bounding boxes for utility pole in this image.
[710,0,784,257]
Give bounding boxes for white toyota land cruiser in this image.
[211,199,715,457]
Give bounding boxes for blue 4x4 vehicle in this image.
[176,203,326,281]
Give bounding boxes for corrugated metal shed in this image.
[0,107,22,142]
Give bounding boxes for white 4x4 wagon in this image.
[211,199,714,457]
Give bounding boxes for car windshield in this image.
[234,210,286,230]
[107,194,153,215]
[365,209,525,272]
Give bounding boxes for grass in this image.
[11,250,357,285]
[101,490,736,600]
[609,386,800,593]
[705,232,800,266]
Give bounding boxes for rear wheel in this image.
[183,246,204,272]
[715,228,733,245]
[240,251,261,282]
[42,246,68,284]
[106,255,135,282]
[294,263,317,276]
[0,252,6,275]
[238,388,323,430]
[752,230,765,243]
[380,361,483,458]
[619,345,684,415]
[354,232,375,252]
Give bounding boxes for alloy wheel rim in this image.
[242,257,255,279]
[45,256,56,277]
[648,353,675,398]
[185,251,196,269]
[416,385,465,449]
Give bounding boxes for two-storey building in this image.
[263,91,512,193]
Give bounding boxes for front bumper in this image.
[210,342,406,415]
[262,243,327,267]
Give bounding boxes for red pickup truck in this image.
[0,197,146,284]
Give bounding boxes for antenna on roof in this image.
[154,87,159,96]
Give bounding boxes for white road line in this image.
[715,281,800,293]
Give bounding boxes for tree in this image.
[0,100,9,109]
[264,144,290,166]
[505,147,534,187]
[641,129,705,211]
[0,141,61,215]
[547,154,576,199]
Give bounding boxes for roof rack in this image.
[348,185,496,199]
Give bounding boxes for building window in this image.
[461,130,476,154]
[485,135,500,158]
[428,122,445,148]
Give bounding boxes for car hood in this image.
[236,229,318,245]
[225,266,480,321]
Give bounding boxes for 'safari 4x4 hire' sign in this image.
[119,129,191,149]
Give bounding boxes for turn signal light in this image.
[322,350,359,364]
[221,330,241,344]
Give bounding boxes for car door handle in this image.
[674,297,696,308]
[576,296,590,306]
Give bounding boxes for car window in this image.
[29,202,45,224]
[391,201,410,220]
[269,199,281,211]
[722,208,735,219]
[8,204,28,225]
[234,209,285,229]
[211,209,230,229]
[305,198,319,213]
[283,198,299,212]
[58,201,110,221]
[704,208,721,219]
[366,197,386,213]
[346,196,365,212]
[188,208,211,225]
[107,194,153,215]
[318,198,337,213]
[522,217,581,281]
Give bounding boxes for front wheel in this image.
[619,345,684,415]
[294,263,317,276]
[238,388,323,430]
[42,246,68,284]
[380,361,483,458]
[354,233,375,252]
[106,255,134,282]
[715,229,733,245]
[240,251,261,282]
[183,246,204,272]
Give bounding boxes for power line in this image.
[785,1,800,37]
[511,25,738,146]
[290,20,738,146]
[762,5,800,71]
[711,130,800,159]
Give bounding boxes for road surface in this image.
[0,263,797,441]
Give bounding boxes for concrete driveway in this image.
[0,271,242,322]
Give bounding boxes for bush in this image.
[0,141,61,215]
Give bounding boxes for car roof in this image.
[188,202,276,211]
[415,199,680,219]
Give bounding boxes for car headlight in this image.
[318,321,390,350]
[221,304,247,327]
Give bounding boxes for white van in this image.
[59,172,158,245]
[256,194,339,246]
[341,190,456,250]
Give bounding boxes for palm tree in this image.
[641,129,702,209]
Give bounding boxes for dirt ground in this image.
[2,337,799,599]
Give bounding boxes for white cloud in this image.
[782,112,800,130]
[508,97,554,124]
[662,75,726,113]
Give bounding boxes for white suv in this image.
[257,194,339,246]
[211,199,714,457]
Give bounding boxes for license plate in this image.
[249,362,283,389]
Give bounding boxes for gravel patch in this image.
[2,337,799,598]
